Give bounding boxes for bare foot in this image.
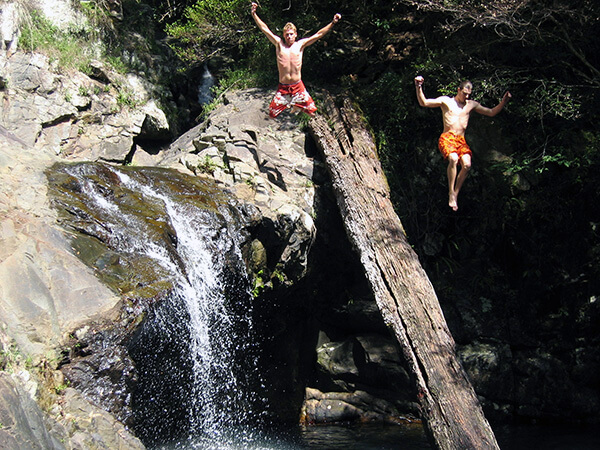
[449,193,458,211]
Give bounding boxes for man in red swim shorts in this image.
[415,76,511,211]
[269,80,317,118]
[251,3,341,118]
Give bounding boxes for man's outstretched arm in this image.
[415,76,443,108]
[300,13,342,48]
[251,2,279,45]
[474,91,512,117]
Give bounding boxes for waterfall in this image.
[60,163,272,448]
[198,64,215,105]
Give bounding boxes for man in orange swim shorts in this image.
[415,76,511,211]
[438,131,472,160]
[251,2,341,118]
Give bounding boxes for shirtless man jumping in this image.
[251,2,341,118]
[415,76,511,211]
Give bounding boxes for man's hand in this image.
[251,2,258,14]
[415,76,424,87]
[502,91,512,103]
[333,13,341,23]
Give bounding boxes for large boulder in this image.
[155,89,319,285]
[0,130,119,361]
[0,50,172,162]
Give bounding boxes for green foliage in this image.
[186,0,241,25]
[105,54,129,74]
[412,53,463,96]
[247,37,278,87]
[116,87,139,109]
[18,2,162,79]
[372,18,391,32]
[54,379,70,394]
[19,10,92,71]
[165,0,252,65]
[77,0,114,36]
[343,1,600,336]
[251,268,288,297]
[519,82,583,121]
[0,341,32,372]
[78,85,89,97]
[294,110,313,130]
[199,67,258,120]
[251,269,266,298]
[196,155,220,175]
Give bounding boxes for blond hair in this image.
[283,22,297,33]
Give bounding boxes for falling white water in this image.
[198,64,215,105]
[69,165,260,441]
[121,170,256,436]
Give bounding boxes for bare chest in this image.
[277,43,303,66]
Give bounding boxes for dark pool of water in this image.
[492,423,600,450]
[296,423,600,449]
[153,421,600,449]
[296,423,429,449]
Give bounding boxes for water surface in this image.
[154,422,600,449]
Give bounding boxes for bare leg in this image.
[447,154,459,211]
[452,154,472,210]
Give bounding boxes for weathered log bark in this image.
[308,95,500,450]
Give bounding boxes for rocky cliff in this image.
[0,14,413,445]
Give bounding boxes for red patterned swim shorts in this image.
[269,81,317,118]
[438,131,472,160]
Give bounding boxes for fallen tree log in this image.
[308,94,500,450]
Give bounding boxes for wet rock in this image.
[313,333,414,407]
[0,138,120,361]
[457,341,513,401]
[58,387,144,449]
[60,326,137,425]
[301,387,417,424]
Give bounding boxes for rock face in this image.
[0,19,407,442]
[0,144,120,359]
[0,122,144,449]
[156,89,320,284]
[0,4,177,443]
[1,1,23,56]
[0,51,171,162]
[0,372,65,450]
[45,161,267,433]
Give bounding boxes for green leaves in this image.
[20,9,92,71]
[165,0,253,65]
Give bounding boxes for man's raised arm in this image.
[474,91,512,117]
[415,76,442,108]
[300,13,342,48]
[251,2,279,45]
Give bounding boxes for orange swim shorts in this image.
[269,81,317,118]
[438,131,472,160]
